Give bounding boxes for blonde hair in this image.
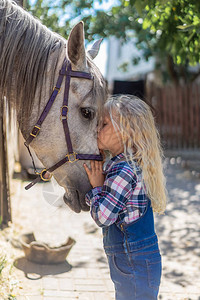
[104,95,167,214]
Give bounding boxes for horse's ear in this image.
[87,39,103,60]
[67,22,86,70]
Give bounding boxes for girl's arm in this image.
[84,161,136,227]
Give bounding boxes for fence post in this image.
[0,101,12,228]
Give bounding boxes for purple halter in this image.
[24,58,102,190]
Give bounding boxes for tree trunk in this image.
[167,55,179,86]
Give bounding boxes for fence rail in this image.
[147,83,200,150]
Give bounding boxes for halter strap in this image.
[60,67,93,79]
[61,63,73,153]
[25,59,68,146]
[24,153,103,190]
[24,58,102,190]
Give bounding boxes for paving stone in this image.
[74,285,106,292]
[72,268,88,278]
[108,292,115,299]
[105,280,115,292]
[74,278,104,285]
[76,292,114,300]
[44,290,79,297]
[26,297,43,300]
[17,296,43,300]
[44,298,78,300]
[53,272,73,279]
[58,278,74,291]
[87,292,114,300]
[76,293,95,300]
[86,268,104,278]
[43,277,59,290]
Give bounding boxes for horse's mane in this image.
[0,0,65,123]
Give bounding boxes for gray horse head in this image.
[0,1,107,213]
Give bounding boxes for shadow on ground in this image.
[155,158,200,292]
[14,256,72,280]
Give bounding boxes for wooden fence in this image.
[146,83,200,150]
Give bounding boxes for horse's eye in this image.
[80,107,94,120]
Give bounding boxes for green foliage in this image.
[118,62,129,72]
[25,0,200,83]
[24,0,71,38]
[139,0,200,66]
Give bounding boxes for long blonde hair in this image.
[104,95,167,214]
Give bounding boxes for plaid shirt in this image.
[85,153,148,227]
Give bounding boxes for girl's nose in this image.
[97,126,102,134]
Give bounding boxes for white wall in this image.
[106,36,155,82]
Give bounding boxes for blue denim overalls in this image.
[102,199,161,300]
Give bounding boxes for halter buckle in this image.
[60,105,68,121]
[30,125,41,138]
[66,152,78,163]
[53,86,60,93]
[38,169,52,181]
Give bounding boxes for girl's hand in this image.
[84,160,105,188]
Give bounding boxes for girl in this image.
[83,95,167,300]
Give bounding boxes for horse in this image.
[0,0,107,213]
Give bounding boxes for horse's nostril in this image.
[63,193,81,213]
[63,194,72,204]
[76,190,79,201]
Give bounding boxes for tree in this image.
[134,0,200,84]
[25,0,200,85]
[24,0,70,37]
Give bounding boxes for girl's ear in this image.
[67,22,87,70]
